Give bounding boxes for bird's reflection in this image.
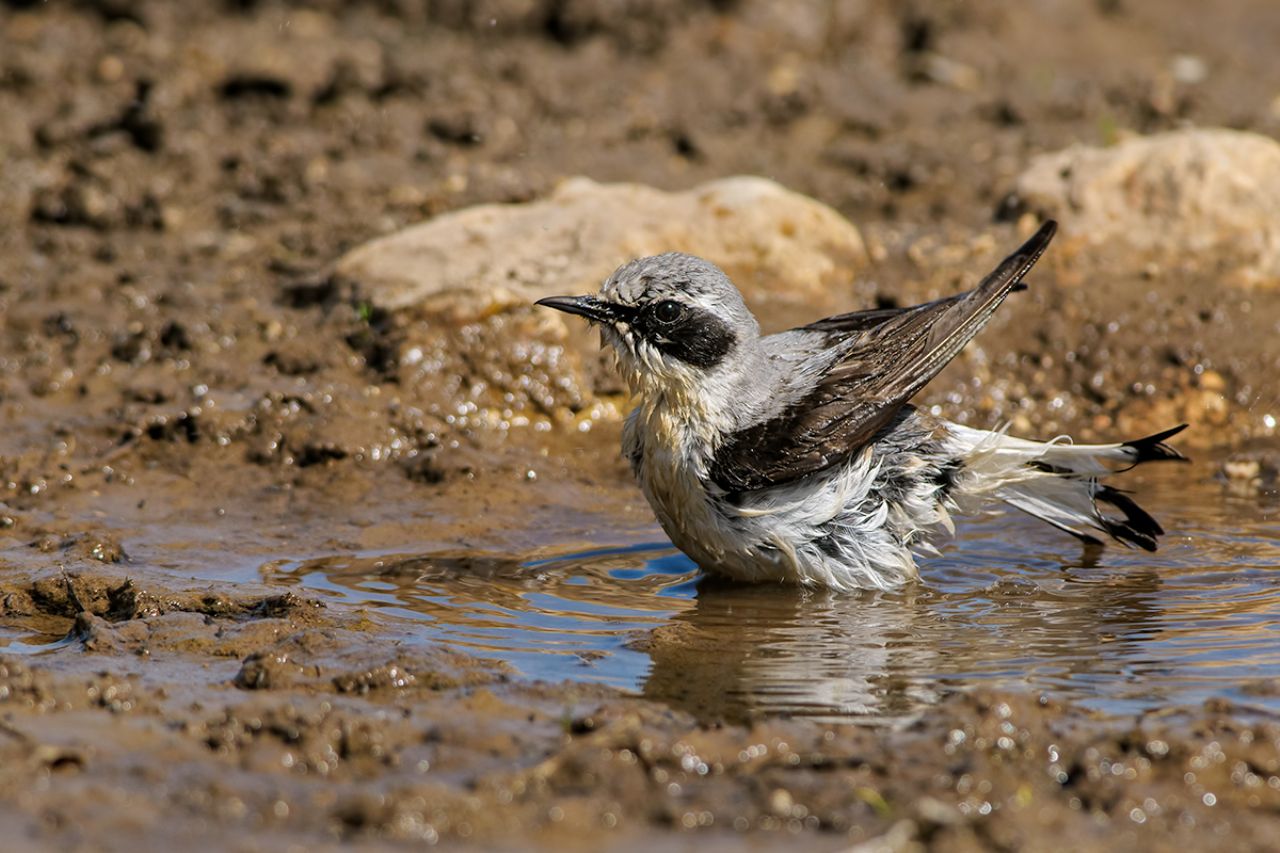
[637,578,921,722]
[639,554,1168,724]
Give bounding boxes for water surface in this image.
[263,464,1279,723]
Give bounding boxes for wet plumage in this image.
[537,222,1187,591]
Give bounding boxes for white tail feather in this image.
[943,422,1176,547]
[946,423,1140,478]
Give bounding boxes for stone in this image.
[334,176,868,321]
[1010,128,1280,282]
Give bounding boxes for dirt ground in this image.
[2,0,1280,850]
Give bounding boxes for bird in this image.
[536,221,1188,591]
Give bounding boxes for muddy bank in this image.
[3,567,1280,850]
[2,0,1280,849]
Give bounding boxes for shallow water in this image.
[260,464,1279,723]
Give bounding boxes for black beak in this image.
[535,295,621,324]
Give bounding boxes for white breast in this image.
[624,399,732,565]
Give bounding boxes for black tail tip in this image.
[1122,423,1190,464]
[1095,485,1163,551]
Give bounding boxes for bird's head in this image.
[537,253,759,402]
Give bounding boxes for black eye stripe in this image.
[634,302,736,369]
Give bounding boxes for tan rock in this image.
[1011,128,1280,282]
[334,176,868,321]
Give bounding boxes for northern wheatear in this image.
[538,222,1186,591]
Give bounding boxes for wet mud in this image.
[3,0,1280,849]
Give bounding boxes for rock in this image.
[234,650,309,690]
[334,176,868,321]
[1219,448,1280,495]
[1010,129,1280,281]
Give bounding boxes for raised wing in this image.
[709,221,1058,494]
[798,283,1029,337]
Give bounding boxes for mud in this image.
[2,0,1280,849]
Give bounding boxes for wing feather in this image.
[710,221,1058,493]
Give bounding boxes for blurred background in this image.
[3,0,1279,484]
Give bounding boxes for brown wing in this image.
[709,221,1057,494]
[798,283,1029,336]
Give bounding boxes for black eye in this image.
[652,300,684,324]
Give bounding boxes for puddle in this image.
[260,464,1280,723]
[0,630,78,656]
[261,544,701,688]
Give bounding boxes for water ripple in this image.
[262,465,1280,723]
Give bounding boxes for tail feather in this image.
[1120,423,1189,465]
[997,477,1107,546]
[946,422,1187,551]
[1094,485,1163,551]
